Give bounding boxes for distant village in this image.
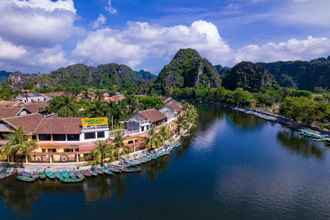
[0,91,185,164]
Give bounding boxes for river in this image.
[1,105,330,220]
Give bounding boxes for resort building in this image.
[16,92,51,104]
[125,108,167,134]
[0,114,110,163]
[0,98,184,164]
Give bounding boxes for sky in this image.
[0,0,330,74]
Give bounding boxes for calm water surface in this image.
[1,105,330,220]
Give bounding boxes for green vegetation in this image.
[47,95,164,127]
[172,87,330,129]
[0,128,37,163]
[0,83,16,100]
[154,49,221,94]
[222,62,278,92]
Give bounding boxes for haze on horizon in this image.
[0,0,329,74]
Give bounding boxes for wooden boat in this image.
[298,128,329,140]
[39,172,47,180]
[90,169,98,176]
[108,165,122,173]
[0,167,16,179]
[16,175,37,183]
[101,167,113,176]
[122,167,141,173]
[45,171,56,180]
[82,170,93,177]
[57,171,84,183]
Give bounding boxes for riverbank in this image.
[231,106,330,138]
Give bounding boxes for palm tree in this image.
[159,126,170,145]
[146,128,162,150]
[113,130,124,149]
[0,128,36,163]
[94,141,109,165]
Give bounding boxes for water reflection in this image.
[225,110,267,131]
[1,106,330,220]
[144,156,171,182]
[277,129,325,160]
[83,177,113,202]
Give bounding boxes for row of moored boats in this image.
[4,140,181,184]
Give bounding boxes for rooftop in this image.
[0,106,30,119]
[165,100,183,113]
[35,117,82,135]
[138,108,166,123]
[3,113,44,135]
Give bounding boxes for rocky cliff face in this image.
[223,62,278,92]
[259,57,330,90]
[155,48,221,93]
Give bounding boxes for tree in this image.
[0,128,36,163]
[159,126,171,144]
[93,141,109,165]
[146,128,162,150]
[113,130,124,149]
[48,96,78,117]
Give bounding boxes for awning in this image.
[79,144,96,153]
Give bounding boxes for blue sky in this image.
[0,0,330,73]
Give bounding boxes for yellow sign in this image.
[81,117,108,127]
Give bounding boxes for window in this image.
[64,148,74,153]
[84,132,96,140]
[42,149,46,153]
[48,149,56,153]
[32,135,37,140]
[97,131,105,138]
[38,134,51,141]
[128,140,134,144]
[53,134,66,141]
[141,126,145,132]
[67,134,80,141]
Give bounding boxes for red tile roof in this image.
[24,102,48,113]
[166,100,183,113]
[138,109,166,123]
[3,113,44,135]
[0,106,30,119]
[34,117,81,134]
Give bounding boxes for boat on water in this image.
[57,171,85,183]
[101,166,113,175]
[122,167,141,173]
[0,167,16,179]
[107,165,122,173]
[38,171,47,180]
[82,169,93,177]
[16,175,37,183]
[45,170,56,180]
[298,128,329,140]
[16,172,38,183]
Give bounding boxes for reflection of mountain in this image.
[225,110,266,131]
[196,104,225,132]
[277,129,325,160]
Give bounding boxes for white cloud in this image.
[277,0,330,27]
[73,20,233,69]
[92,14,107,30]
[0,0,77,47]
[0,37,26,60]
[236,36,330,63]
[12,0,76,13]
[105,0,117,15]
